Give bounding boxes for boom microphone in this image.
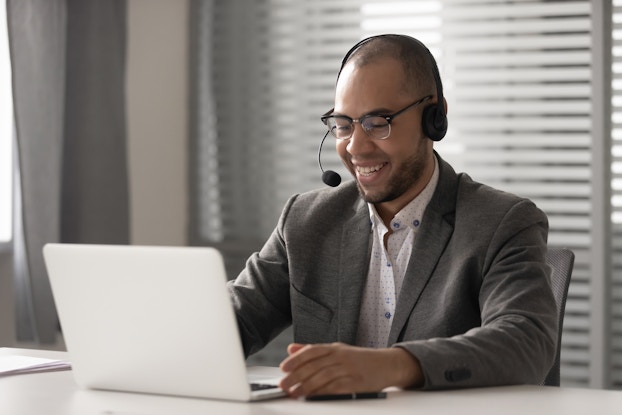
[318,131,342,187]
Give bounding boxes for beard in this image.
[355,145,431,204]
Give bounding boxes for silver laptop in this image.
[43,243,286,402]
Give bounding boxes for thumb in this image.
[286,342,306,355]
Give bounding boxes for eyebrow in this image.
[331,107,395,118]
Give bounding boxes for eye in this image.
[363,116,389,130]
[328,118,353,137]
[335,125,353,137]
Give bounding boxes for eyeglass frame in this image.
[320,95,432,141]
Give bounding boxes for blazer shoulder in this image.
[456,173,542,210]
[451,172,547,234]
[285,180,362,217]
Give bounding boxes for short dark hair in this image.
[342,35,437,98]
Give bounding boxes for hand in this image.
[278,342,423,398]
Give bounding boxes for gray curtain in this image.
[7,0,128,344]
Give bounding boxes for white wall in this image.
[127,0,189,246]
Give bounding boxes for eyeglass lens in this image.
[326,116,391,140]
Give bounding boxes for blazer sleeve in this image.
[226,194,299,358]
[395,198,557,389]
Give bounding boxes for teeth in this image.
[357,164,384,176]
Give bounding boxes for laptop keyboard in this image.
[251,383,279,391]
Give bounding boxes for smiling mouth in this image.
[356,163,386,177]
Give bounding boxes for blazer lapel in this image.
[387,155,458,345]
[336,197,371,344]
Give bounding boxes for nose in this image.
[346,122,374,155]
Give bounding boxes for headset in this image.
[319,34,447,187]
[337,34,447,142]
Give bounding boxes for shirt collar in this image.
[368,155,439,232]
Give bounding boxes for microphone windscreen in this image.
[322,170,342,187]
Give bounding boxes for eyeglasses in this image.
[320,95,432,141]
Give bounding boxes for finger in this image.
[286,343,305,355]
[279,346,341,394]
[289,364,354,397]
[305,373,357,396]
[280,350,335,392]
[280,344,331,373]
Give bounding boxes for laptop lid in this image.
[43,243,284,401]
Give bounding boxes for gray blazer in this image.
[228,154,557,389]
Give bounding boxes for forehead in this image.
[334,57,409,113]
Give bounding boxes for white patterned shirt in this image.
[355,157,439,348]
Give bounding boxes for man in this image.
[227,34,557,398]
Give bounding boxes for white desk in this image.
[2,347,621,415]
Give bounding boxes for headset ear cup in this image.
[421,104,448,141]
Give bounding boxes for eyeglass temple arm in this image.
[320,108,335,124]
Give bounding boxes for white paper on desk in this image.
[0,355,71,376]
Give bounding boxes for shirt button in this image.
[413,219,420,227]
[385,312,392,319]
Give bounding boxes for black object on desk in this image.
[305,392,387,401]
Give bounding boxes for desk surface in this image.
[2,347,622,415]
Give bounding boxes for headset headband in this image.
[336,34,447,141]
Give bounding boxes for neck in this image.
[375,155,436,227]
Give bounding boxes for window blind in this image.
[435,0,594,388]
[612,0,622,390]
[191,0,618,387]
